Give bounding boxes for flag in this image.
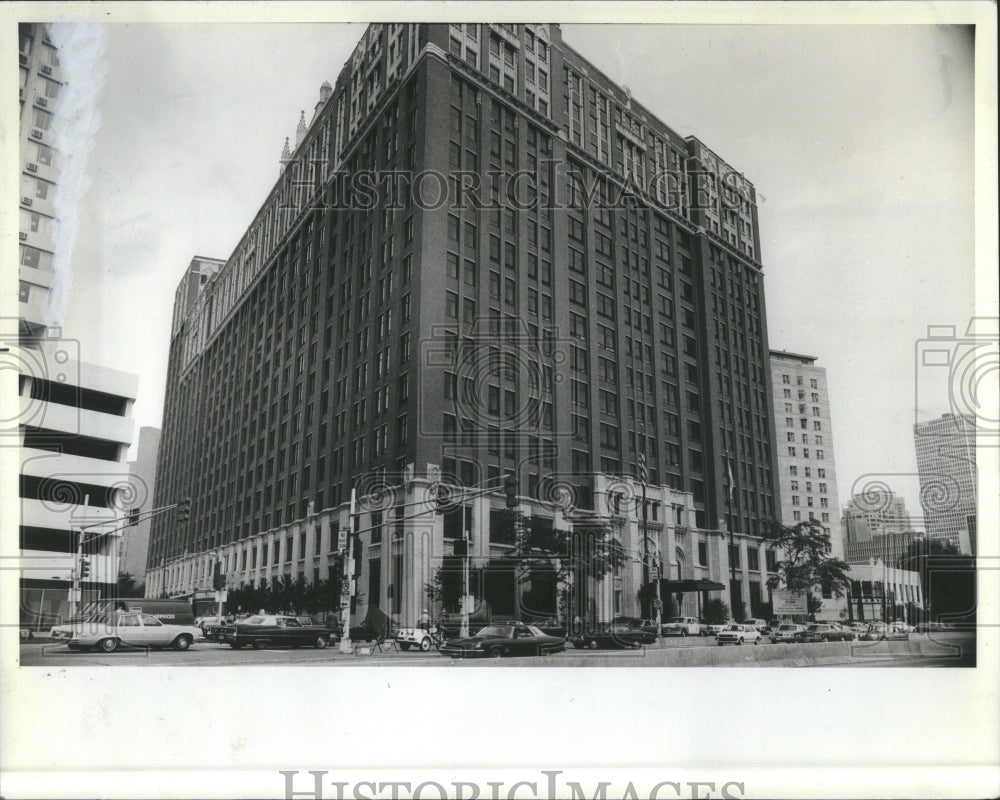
[638,451,647,484]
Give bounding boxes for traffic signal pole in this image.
[68,494,90,619]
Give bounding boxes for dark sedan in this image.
[801,623,856,643]
[224,614,332,650]
[439,623,565,659]
[571,623,656,650]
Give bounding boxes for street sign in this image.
[337,530,347,551]
[772,589,808,614]
[650,564,660,580]
[67,588,81,602]
[214,590,228,604]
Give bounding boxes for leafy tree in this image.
[761,519,852,597]
[292,575,308,614]
[703,598,730,625]
[516,516,626,622]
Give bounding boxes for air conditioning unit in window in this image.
[22,197,33,206]
[19,232,27,241]
[41,65,52,75]
[19,53,28,66]
[37,97,48,107]
[27,162,38,172]
[31,129,43,139]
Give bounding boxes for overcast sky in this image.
[54,21,976,527]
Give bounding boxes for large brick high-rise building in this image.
[147,24,780,625]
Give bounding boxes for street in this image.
[18,632,975,668]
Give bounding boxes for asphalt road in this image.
[17,632,975,667]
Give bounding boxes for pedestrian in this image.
[418,608,431,631]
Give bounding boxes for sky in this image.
[48,20,978,528]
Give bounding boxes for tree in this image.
[761,519,851,598]
[703,598,731,625]
[515,515,626,623]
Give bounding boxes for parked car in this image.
[395,625,440,652]
[612,616,660,637]
[715,624,762,646]
[196,615,235,642]
[439,623,565,658]
[706,621,732,636]
[223,614,332,650]
[860,622,909,641]
[660,616,703,637]
[801,623,856,642]
[739,618,771,635]
[769,623,808,643]
[571,622,655,650]
[848,622,870,636]
[59,612,202,653]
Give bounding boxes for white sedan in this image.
[64,613,202,653]
[716,624,762,646]
[661,617,703,637]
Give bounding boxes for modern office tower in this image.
[147,24,779,625]
[16,23,138,631]
[768,351,843,557]
[914,413,977,554]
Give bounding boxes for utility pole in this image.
[338,488,357,654]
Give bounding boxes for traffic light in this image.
[504,473,518,509]
[212,562,225,591]
[176,497,191,523]
[79,558,91,579]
